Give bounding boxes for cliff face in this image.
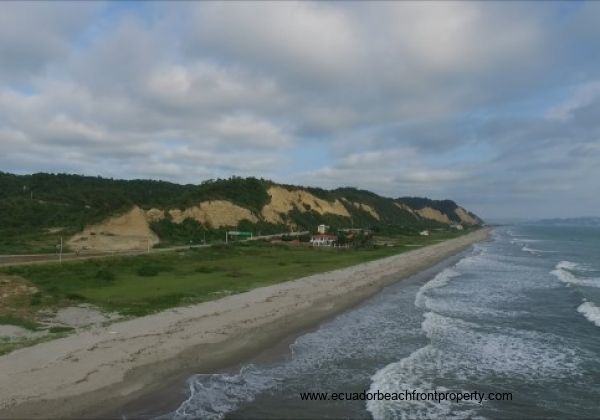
[396,196,484,226]
[80,186,484,252]
[68,206,159,252]
[0,172,482,252]
[136,186,482,230]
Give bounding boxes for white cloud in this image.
[383,2,542,74]
[0,3,100,82]
[143,61,283,114]
[1,2,600,217]
[185,2,361,84]
[296,149,467,198]
[211,114,290,149]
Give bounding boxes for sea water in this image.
[168,225,600,419]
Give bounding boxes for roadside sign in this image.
[227,231,253,236]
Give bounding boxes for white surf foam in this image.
[510,237,539,246]
[420,243,553,318]
[422,312,580,378]
[366,344,479,420]
[521,245,557,255]
[577,301,600,328]
[508,236,556,255]
[522,245,538,255]
[172,365,276,420]
[415,268,460,310]
[456,251,523,273]
[367,311,582,419]
[170,273,425,419]
[551,261,600,288]
[507,230,527,238]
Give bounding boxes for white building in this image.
[310,234,338,247]
[419,230,430,236]
[317,224,329,234]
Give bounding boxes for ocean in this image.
[166,225,600,419]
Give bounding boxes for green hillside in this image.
[0,172,482,253]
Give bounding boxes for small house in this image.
[310,234,338,247]
[317,224,329,234]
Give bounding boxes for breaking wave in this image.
[577,300,600,328]
[414,268,460,310]
[367,310,581,419]
[551,261,600,288]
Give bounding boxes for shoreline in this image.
[0,228,490,419]
[117,249,472,419]
[115,317,324,419]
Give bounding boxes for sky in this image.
[1,1,599,219]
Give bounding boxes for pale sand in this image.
[0,228,490,418]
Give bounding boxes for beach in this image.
[0,228,490,419]
[165,224,600,419]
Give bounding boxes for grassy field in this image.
[0,229,72,255]
[0,228,472,325]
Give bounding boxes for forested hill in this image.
[0,172,482,253]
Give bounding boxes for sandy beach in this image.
[0,228,490,419]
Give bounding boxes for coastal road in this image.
[0,246,207,267]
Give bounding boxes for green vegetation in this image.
[397,196,479,223]
[0,332,71,357]
[0,228,472,318]
[0,315,41,331]
[0,172,271,253]
[149,218,289,247]
[48,326,74,334]
[0,172,481,254]
[0,228,476,356]
[95,268,116,282]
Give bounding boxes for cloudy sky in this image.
[1,1,599,219]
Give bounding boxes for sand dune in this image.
[261,186,350,224]
[67,206,159,252]
[455,206,479,225]
[167,200,258,227]
[415,206,453,224]
[346,199,380,220]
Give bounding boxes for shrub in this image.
[137,265,160,277]
[49,326,74,334]
[195,265,220,273]
[211,243,231,251]
[0,315,40,331]
[95,268,115,282]
[29,292,43,306]
[226,269,248,278]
